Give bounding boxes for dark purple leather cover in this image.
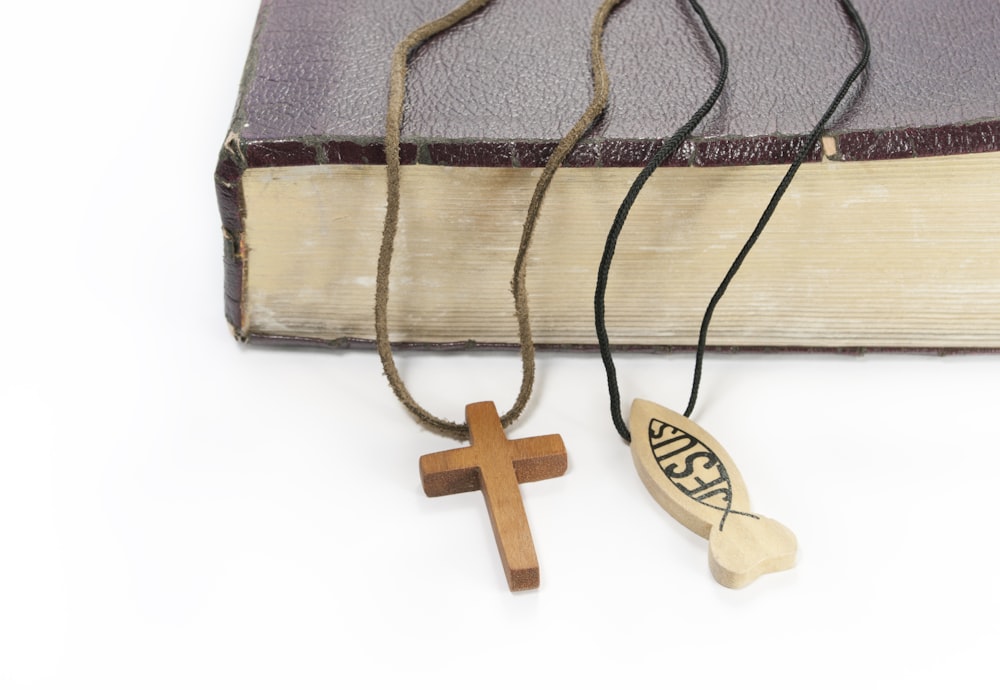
[215,0,1000,338]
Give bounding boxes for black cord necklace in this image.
[594,0,871,588]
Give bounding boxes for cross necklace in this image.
[594,0,870,587]
[375,0,625,591]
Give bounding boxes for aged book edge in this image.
[216,123,1000,349]
[230,150,1000,351]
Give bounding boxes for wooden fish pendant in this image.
[629,399,796,588]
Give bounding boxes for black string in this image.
[594,0,728,443]
[595,0,871,443]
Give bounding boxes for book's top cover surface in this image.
[227,0,1000,167]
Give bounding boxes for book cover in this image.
[215,0,1000,350]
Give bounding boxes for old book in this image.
[214,0,1000,350]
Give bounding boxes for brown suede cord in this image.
[376,0,624,440]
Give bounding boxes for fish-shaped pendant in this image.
[629,399,796,588]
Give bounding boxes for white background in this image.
[2,2,998,688]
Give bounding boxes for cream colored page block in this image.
[241,152,1000,347]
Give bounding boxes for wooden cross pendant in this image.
[419,401,567,591]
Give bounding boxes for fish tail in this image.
[708,514,797,588]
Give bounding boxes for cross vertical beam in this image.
[419,401,567,591]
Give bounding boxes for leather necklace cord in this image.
[376,0,626,441]
[595,0,871,443]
